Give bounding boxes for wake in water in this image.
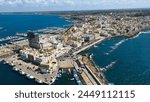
[104,39,127,55]
[100,60,117,72]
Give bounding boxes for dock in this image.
[81,55,108,85]
[73,37,105,55]
[1,56,58,85]
[73,55,108,85]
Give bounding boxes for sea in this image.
[0,14,77,85]
[0,14,150,85]
[83,32,150,85]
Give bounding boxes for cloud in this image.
[0,0,149,12]
[0,0,58,6]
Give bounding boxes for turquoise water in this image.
[83,32,150,85]
[0,14,77,85]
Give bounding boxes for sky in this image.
[0,0,150,12]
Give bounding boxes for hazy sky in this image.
[0,0,150,12]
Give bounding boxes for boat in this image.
[70,78,75,81]
[8,62,14,66]
[13,67,18,71]
[10,63,14,66]
[57,69,62,78]
[6,61,9,64]
[72,69,83,85]
[19,71,25,75]
[26,74,34,79]
[35,79,43,84]
[57,73,62,78]
[29,76,34,79]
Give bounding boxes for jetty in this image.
[1,10,150,85]
[0,36,18,42]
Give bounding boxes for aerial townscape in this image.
[0,10,150,85]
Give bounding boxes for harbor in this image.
[0,33,108,85]
[1,56,58,85]
[1,10,150,85]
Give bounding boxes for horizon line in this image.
[0,7,150,13]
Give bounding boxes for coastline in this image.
[78,29,150,85]
[1,12,150,85]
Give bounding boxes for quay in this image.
[73,55,108,85]
[73,37,105,55]
[81,55,108,85]
[1,56,58,85]
[0,30,108,85]
[0,36,18,42]
[16,33,27,37]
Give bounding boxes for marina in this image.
[1,57,58,85]
[0,36,19,42]
[0,11,150,85]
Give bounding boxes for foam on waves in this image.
[105,39,127,55]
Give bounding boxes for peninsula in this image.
[0,10,150,85]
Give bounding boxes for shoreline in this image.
[80,29,150,85]
[0,12,150,85]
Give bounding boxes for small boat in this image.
[26,74,34,79]
[57,73,62,78]
[19,71,25,75]
[8,62,14,66]
[70,78,75,81]
[10,63,14,66]
[29,76,34,79]
[35,79,43,84]
[13,67,18,71]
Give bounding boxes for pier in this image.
[81,55,108,85]
[0,36,18,42]
[73,37,105,55]
[72,55,108,85]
